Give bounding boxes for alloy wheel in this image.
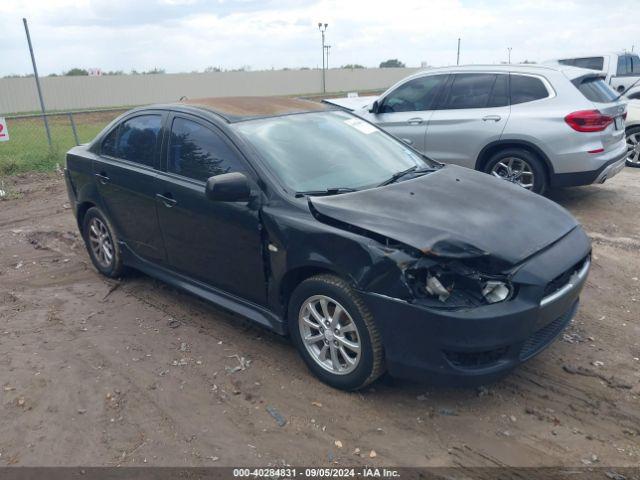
[626,132,640,166]
[88,217,114,268]
[298,295,362,375]
[490,157,535,190]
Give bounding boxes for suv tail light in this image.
[564,110,613,132]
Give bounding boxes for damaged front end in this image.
[404,255,515,309]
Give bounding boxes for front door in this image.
[361,74,449,152]
[425,73,511,168]
[155,114,267,305]
[93,113,166,263]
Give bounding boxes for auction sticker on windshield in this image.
[344,117,377,134]
[0,117,9,142]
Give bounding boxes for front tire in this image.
[81,207,125,278]
[626,126,640,168]
[484,148,547,194]
[289,274,385,390]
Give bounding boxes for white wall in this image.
[1,68,420,114]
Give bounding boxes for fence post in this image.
[68,113,79,146]
[22,18,52,149]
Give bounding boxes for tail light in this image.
[565,110,613,132]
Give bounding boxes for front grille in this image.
[519,304,576,360]
[543,256,588,297]
[444,347,509,369]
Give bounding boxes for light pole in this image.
[456,37,461,65]
[324,45,331,70]
[507,47,512,64]
[318,22,328,93]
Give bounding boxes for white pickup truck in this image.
[546,52,640,96]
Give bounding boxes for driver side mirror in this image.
[369,100,380,114]
[205,172,251,202]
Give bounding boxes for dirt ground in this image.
[0,169,639,467]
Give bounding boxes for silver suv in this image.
[326,65,628,194]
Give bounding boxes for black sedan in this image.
[64,97,591,390]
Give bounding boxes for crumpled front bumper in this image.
[357,227,591,386]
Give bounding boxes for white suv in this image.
[326,64,628,194]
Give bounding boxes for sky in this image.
[1,0,637,76]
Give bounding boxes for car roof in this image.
[406,63,599,81]
[172,96,331,122]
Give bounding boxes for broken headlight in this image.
[407,260,514,308]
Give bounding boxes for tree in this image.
[341,64,365,69]
[65,68,89,76]
[143,68,165,75]
[379,59,405,68]
[204,66,222,73]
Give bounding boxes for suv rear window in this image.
[558,57,604,71]
[510,75,549,104]
[575,77,618,103]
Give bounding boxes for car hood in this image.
[309,165,579,266]
[322,96,378,111]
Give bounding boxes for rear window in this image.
[616,54,640,76]
[510,75,549,105]
[575,77,618,103]
[558,57,604,71]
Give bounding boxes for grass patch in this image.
[0,111,125,176]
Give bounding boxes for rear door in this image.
[93,113,166,263]
[424,73,510,168]
[360,74,448,152]
[155,113,267,305]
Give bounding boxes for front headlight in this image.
[406,260,514,308]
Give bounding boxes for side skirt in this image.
[120,243,286,335]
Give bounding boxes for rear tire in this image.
[289,274,385,391]
[625,126,640,168]
[81,207,125,278]
[483,148,547,194]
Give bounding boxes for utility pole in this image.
[507,47,512,64]
[456,38,461,65]
[318,22,328,93]
[324,45,331,70]
[23,17,52,148]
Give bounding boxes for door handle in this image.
[95,172,110,184]
[156,193,177,208]
[407,117,424,125]
[400,138,414,145]
[482,115,502,122]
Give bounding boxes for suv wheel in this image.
[82,207,125,278]
[484,148,547,194]
[626,126,640,168]
[289,274,384,390]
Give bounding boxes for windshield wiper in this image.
[295,187,358,197]
[378,166,433,186]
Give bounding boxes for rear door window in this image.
[575,77,618,103]
[380,74,447,113]
[102,114,162,167]
[168,117,246,182]
[510,75,549,104]
[441,74,498,109]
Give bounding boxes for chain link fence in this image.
[0,108,128,176]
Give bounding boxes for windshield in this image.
[233,111,434,193]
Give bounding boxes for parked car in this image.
[325,64,628,194]
[546,52,640,96]
[623,96,640,167]
[64,97,591,390]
